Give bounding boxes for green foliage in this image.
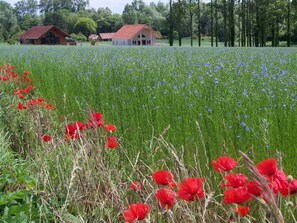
[39,0,88,13]
[0,1,19,43]
[70,32,87,42]
[14,0,39,19]
[74,17,97,37]
[43,9,78,34]
[0,130,53,222]
[94,8,124,33]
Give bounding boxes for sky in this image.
[4,0,168,14]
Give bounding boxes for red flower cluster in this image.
[256,158,297,196]
[2,65,118,147]
[65,121,85,140]
[0,64,17,81]
[125,170,205,222]
[64,112,118,148]
[213,156,250,217]
[86,112,104,128]
[213,155,297,218]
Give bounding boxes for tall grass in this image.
[0,44,296,174]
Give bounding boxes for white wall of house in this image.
[112,39,131,45]
[112,29,157,46]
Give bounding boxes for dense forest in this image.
[1,0,297,46]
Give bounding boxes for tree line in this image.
[0,0,297,46]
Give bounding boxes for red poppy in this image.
[28,99,37,107]
[24,70,30,76]
[106,136,118,149]
[37,98,44,105]
[86,112,104,128]
[177,178,204,202]
[152,170,176,187]
[42,135,51,142]
[130,182,142,192]
[223,187,251,204]
[3,75,10,81]
[235,206,250,217]
[123,203,150,223]
[23,85,36,94]
[65,122,84,139]
[18,94,25,99]
[44,103,56,110]
[104,124,117,132]
[256,158,277,176]
[268,170,288,195]
[246,180,263,197]
[14,89,20,95]
[156,188,176,209]
[212,156,238,173]
[17,102,28,110]
[221,173,248,188]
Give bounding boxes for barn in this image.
[20,25,70,45]
[112,24,161,46]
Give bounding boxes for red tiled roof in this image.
[20,25,69,39]
[112,24,161,40]
[99,33,115,39]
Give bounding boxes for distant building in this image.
[112,24,161,46]
[99,33,114,41]
[20,25,70,45]
[88,34,99,41]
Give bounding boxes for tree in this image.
[72,0,89,12]
[39,0,88,13]
[0,1,19,43]
[210,0,213,46]
[122,0,155,25]
[75,17,96,36]
[43,10,78,34]
[122,4,138,24]
[228,0,235,46]
[14,0,38,18]
[196,0,201,46]
[287,0,291,47]
[168,0,174,46]
[14,0,39,31]
[188,0,195,46]
[172,0,188,46]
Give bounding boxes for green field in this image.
[1,44,296,170]
[0,44,296,222]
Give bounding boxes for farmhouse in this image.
[20,25,70,45]
[112,24,161,46]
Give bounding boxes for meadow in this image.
[0,44,296,222]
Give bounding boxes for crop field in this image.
[1,45,296,171]
[0,44,296,222]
